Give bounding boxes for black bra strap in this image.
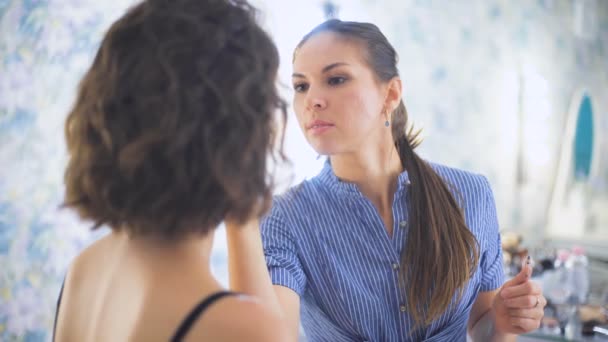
[52,279,65,342]
[171,291,237,342]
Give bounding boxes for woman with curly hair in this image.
[53,0,290,341]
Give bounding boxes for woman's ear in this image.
[384,77,402,112]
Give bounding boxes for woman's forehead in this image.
[293,33,366,73]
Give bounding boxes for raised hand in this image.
[493,256,546,334]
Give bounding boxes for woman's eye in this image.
[293,83,309,92]
[328,76,347,86]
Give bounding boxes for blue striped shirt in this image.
[261,161,504,342]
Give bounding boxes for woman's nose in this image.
[307,96,327,111]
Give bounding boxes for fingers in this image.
[521,255,534,278]
[224,217,260,231]
[504,294,546,334]
[498,257,545,335]
[503,294,546,309]
[501,280,542,299]
[508,306,545,320]
[503,256,533,287]
[502,269,528,287]
[510,317,541,332]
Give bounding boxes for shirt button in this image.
[399,220,407,228]
[392,263,399,270]
[400,305,407,312]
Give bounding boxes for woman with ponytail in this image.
[227,19,545,341]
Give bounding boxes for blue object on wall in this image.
[573,94,594,180]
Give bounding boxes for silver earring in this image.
[385,120,390,127]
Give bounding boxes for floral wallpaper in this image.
[0,0,607,341]
[0,1,137,340]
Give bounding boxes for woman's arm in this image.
[225,218,301,341]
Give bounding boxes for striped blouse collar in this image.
[316,159,411,195]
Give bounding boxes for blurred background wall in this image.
[1,0,606,340]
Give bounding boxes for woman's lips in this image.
[307,120,334,135]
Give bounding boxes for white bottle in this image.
[565,246,590,304]
[545,249,572,305]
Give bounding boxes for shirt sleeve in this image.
[260,202,307,296]
[479,176,505,292]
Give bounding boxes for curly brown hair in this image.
[63,0,287,239]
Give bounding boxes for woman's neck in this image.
[116,229,216,279]
[330,143,403,211]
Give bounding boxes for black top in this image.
[52,281,238,342]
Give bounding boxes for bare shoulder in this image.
[54,233,115,340]
[65,233,114,283]
[185,294,291,342]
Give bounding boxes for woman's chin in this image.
[312,147,339,157]
[307,138,344,157]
